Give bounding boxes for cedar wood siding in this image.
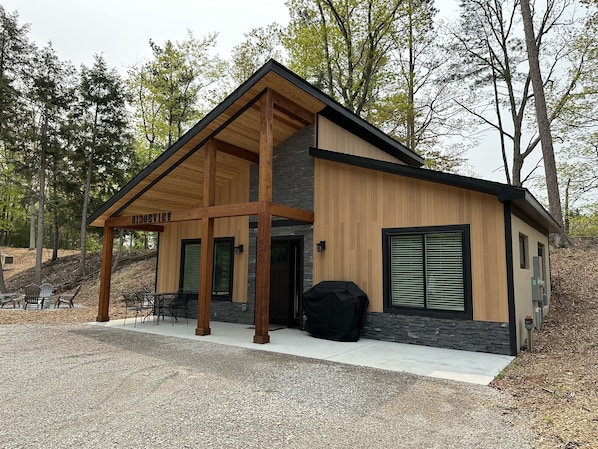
[317,116,407,164]
[313,158,510,323]
[511,213,551,350]
[155,164,251,303]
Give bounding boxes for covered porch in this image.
[89,65,324,344]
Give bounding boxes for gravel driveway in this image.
[0,324,536,448]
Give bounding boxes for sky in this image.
[2,0,510,184]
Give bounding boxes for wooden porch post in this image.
[196,140,217,336]
[254,90,273,344]
[97,226,114,321]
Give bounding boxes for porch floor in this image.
[92,318,514,385]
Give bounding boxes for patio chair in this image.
[39,283,54,309]
[54,284,82,308]
[23,284,42,310]
[123,292,153,327]
[168,290,191,325]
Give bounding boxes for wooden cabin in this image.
[89,60,559,355]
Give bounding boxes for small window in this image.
[537,243,546,281]
[383,225,472,319]
[180,238,234,300]
[519,233,529,269]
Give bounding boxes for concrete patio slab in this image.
[92,318,514,385]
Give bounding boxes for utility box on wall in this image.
[531,256,545,329]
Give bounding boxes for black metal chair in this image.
[123,292,152,327]
[168,290,190,325]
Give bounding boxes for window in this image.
[519,233,529,269]
[537,242,546,281]
[383,225,472,319]
[180,238,234,300]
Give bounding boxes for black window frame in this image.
[179,237,234,301]
[382,224,473,320]
[519,233,529,269]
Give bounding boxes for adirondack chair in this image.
[54,284,82,308]
[23,284,42,310]
[39,283,54,309]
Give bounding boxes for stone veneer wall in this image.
[360,313,512,355]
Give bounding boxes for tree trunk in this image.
[0,259,6,294]
[34,113,48,285]
[79,155,93,277]
[520,0,566,246]
[29,200,35,250]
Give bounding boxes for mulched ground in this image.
[1,241,597,448]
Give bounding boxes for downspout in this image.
[503,202,518,355]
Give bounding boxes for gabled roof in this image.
[310,147,561,234]
[88,60,423,227]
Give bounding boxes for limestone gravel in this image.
[0,324,536,449]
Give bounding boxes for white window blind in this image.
[390,235,425,307]
[425,233,465,311]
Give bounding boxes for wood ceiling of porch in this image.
[91,71,325,227]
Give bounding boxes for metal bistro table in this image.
[142,292,178,325]
[0,292,21,309]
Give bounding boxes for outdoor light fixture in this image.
[316,240,326,252]
[234,244,244,254]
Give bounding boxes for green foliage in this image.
[127,31,226,163]
[229,24,285,84]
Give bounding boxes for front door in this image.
[269,238,301,327]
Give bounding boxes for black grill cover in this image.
[302,281,369,342]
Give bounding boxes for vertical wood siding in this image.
[156,165,250,302]
[314,159,509,323]
[317,116,405,164]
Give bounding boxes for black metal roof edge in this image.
[309,147,560,231]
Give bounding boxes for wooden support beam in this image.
[254,90,273,344]
[196,140,216,336]
[270,204,314,223]
[214,139,259,164]
[271,90,315,126]
[105,202,265,229]
[97,226,114,322]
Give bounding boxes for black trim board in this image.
[310,147,560,233]
[504,202,519,356]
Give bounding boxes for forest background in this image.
[0,0,597,285]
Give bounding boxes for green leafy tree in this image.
[72,55,135,276]
[229,24,285,84]
[26,43,76,283]
[284,0,404,118]
[127,31,225,163]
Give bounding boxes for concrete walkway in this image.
[93,318,514,385]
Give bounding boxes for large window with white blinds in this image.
[383,225,472,319]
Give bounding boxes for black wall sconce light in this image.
[316,240,326,252]
[234,244,244,254]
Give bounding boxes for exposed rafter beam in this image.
[214,139,259,163]
[271,90,315,126]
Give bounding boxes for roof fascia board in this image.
[310,147,560,232]
[310,147,525,198]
